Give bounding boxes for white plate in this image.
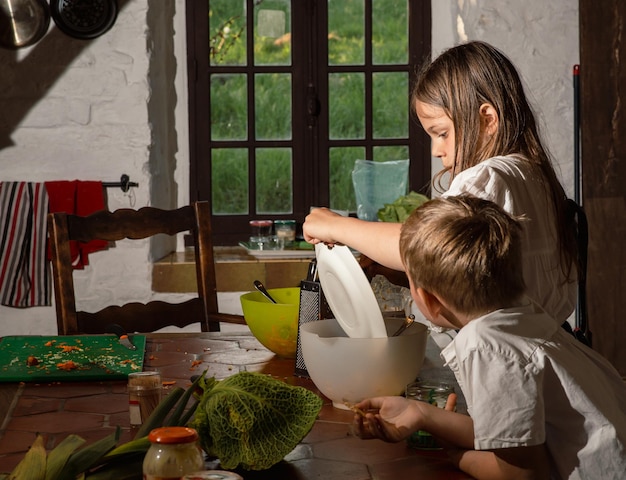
[315,244,387,338]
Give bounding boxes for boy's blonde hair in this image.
[399,195,526,316]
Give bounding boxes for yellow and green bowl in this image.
[240,287,300,358]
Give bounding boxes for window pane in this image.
[209,0,247,66]
[329,73,364,139]
[328,0,364,65]
[373,145,409,161]
[212,148,248,214]
[255,73,292,140]
[256,148,293,214]
[211,74,247,141]
[373,72,408,139]
[254,0,292,66]
[329,146,364,211]
[372,0,408,64]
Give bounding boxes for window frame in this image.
[186,0,432,245]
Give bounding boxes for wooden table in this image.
[0,330,472,479]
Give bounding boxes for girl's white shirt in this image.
[442,154,577,324]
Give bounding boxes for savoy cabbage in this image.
[377,191,429,222]
[191,371,323,470]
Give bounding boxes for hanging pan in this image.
[50,0,118,40]
[0,0,51,50]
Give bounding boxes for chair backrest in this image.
[48,201,244,335]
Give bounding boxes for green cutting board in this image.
[0,335,146,382]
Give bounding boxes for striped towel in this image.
[0,182,51,307]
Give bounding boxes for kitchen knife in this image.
[118,334,136,350]
[106,323,137,350]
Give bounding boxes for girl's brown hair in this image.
[412,41,578,280]
[400,195,526,316]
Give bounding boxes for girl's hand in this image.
[351,396,419,443]
[303,209,405,270]
[445,392,457,412]
[302,208,342,245]
[432,392,459,449]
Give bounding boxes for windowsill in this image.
[152,246,313,293]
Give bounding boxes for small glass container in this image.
[405,380,454,449]
[143,427,205,479]
[249,220,278,250]
[406,380,453,407]
[249,220,273,243]
[273,219,296,249]
[128,371,162,427]
[183,471,243,480]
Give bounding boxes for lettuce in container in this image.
[377,191,429,222]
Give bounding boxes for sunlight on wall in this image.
[456,0,473,42]
[456,15,468,42]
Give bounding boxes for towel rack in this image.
[102,174,138,192]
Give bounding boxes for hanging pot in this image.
[0,0,51,49]
[50,0,118,40]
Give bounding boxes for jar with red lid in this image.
[143,427,205,480]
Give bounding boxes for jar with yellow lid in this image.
[143,427,204,480]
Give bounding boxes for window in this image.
[186,0,431,244]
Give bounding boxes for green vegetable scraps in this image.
[377,191,429,223]
[191,371,323,471]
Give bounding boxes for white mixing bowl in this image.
[300,318,429,409]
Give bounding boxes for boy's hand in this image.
[351,396,419,443]
[352,393,461,444]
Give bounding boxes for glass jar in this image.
[273,219,296,249]
[128,371,162,427]
[143,427,204,480]
[183,472,243,480]
[405,380,454,449]
[249,220,273,242]
[405,380,454,408]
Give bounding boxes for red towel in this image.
[45,180,108,269]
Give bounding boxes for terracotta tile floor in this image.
[0,331,471,479]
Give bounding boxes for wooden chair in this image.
[47,201,245,335]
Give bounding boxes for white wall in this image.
[0,0,578,335]
[0,0,191,334]
[432,1,579,199]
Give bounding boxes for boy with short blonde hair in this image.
[354,195,626,480]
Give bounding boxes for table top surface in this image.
[0,329,472,479]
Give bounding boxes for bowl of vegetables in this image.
[299,317,428,409]
[240,287,300,358]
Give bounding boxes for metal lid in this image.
[183,472,243,480]
[148,426,199,444]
